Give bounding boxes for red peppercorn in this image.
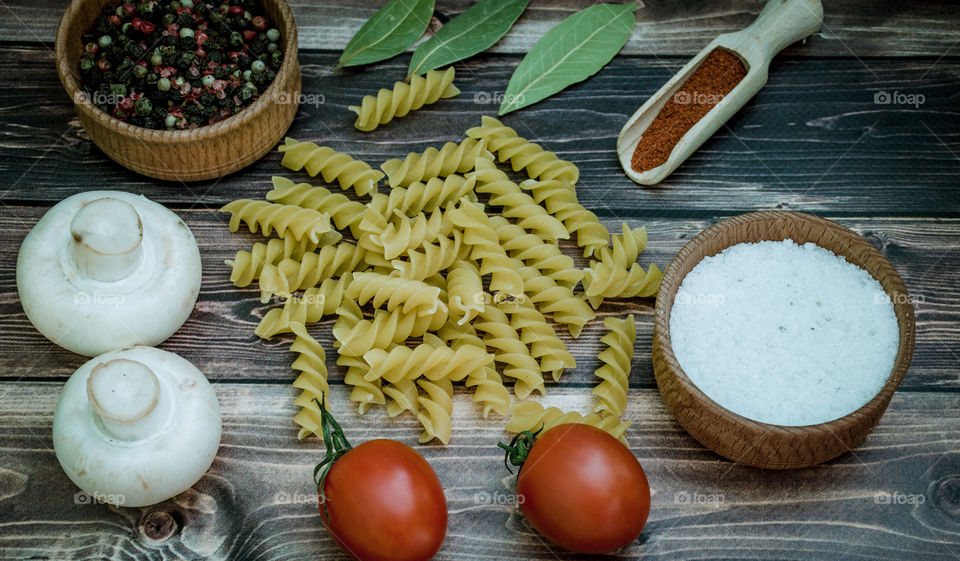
[121,3,136,16]
[195,47,206,58]
[139,20,155,34]
[97,59,111,71]
[229,5,243,16]
[242,30,257,41]
[108,15,121,25]
[251,16,266,31]
[195,31,208,46]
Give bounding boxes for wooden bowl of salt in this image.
[652,211,915,469]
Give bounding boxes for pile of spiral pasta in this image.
[222,116,662,445]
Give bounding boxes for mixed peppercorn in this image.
[78,0,283,130]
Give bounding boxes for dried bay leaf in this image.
[499,2,636,115]
[408,0,529,77]
[337,0,436,70]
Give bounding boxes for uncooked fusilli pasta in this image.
[505,401,630,444]
[466,116,579,184]
[592,315,636,418]
[268,176,367,237]
[279,138,383,197]
[350,67,460,132]
[221,199,338,245]
[380,137,491,187]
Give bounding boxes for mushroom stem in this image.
[70,198,144,282]
[87,358,170,441]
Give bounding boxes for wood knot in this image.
[930,475,960,521]
[138,510,179,543]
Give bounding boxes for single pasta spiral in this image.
[518,265,595,338]
[416,377,454,444]
[445,259,485,325]
[520,178,609,257]
[279,138,383,197]
[474,305,545,399]
[267,176,367,237]
[466,116,579,184]
[221,199,338,244]
[362,342,492,384]
[349,67,460,132]
[258,242,367,302]
[592,315,636,418]
[290,322,332,439]
[380,137,492,187]
[375,174,478,217]
[501,298,576,382]
[505,401,630,444]
[333,300,437,357]
[346,272,448,318]
[254,273,354,338]
[489,216,583,288]
[470,159,568,242]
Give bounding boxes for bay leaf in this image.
[408,0,529,78]
[499,2,636,115]
[336,0,436,70]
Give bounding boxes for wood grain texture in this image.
[1,48,959,214]
[2,206,957,392]
[0,383,957,561]
[5,0,960,56]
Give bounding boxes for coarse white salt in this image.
[669,239,900,426]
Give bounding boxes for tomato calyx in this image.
[497,427,543,473]
[312,397,353,521]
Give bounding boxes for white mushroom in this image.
[17,191,202,356]
[53,346,221,508]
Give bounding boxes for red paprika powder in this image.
[631,48,747,173]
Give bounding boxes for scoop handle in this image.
[744,0,823,59]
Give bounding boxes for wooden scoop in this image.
[617,0,823,186]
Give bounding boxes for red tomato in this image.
[515,424,650,554]
[320,439,447,561]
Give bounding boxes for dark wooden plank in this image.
[2,207,957,391]
[4,0,960,56]
[1,47,958,214]
[0,383,957,560]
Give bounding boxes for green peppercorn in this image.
[150,52,163,66]
[251,59,265,72]
[181,0,194,7]
[241,69,251,82]
[110,83,127,97]
[132,64,148,79]
[98,35,112,48]
[180,28,195,39]
[157,77,172,91]
[202,74,215,87]
[229,31,243,47]
[266,28,280,42]
[164,114,178,128]
[163,13,176,26]
[134,97,153,115]
[146,72,159,85]
[79,57,96,72]
[174,76,186,87]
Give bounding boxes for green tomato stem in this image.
[312,396,353,522]
[497,427,542,473]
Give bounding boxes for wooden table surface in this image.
[1,1,959,559]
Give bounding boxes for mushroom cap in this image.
[17,191,202,357]
[53,346,222,508]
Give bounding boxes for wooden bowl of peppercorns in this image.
[55,0,300,182]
